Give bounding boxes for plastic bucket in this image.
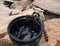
[8,15,43,46]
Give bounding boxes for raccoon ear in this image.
[32,0,34,2]
[30,0,34,3]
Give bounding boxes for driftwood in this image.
[33,0,60,15]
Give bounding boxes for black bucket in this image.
[8,15,43,46]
